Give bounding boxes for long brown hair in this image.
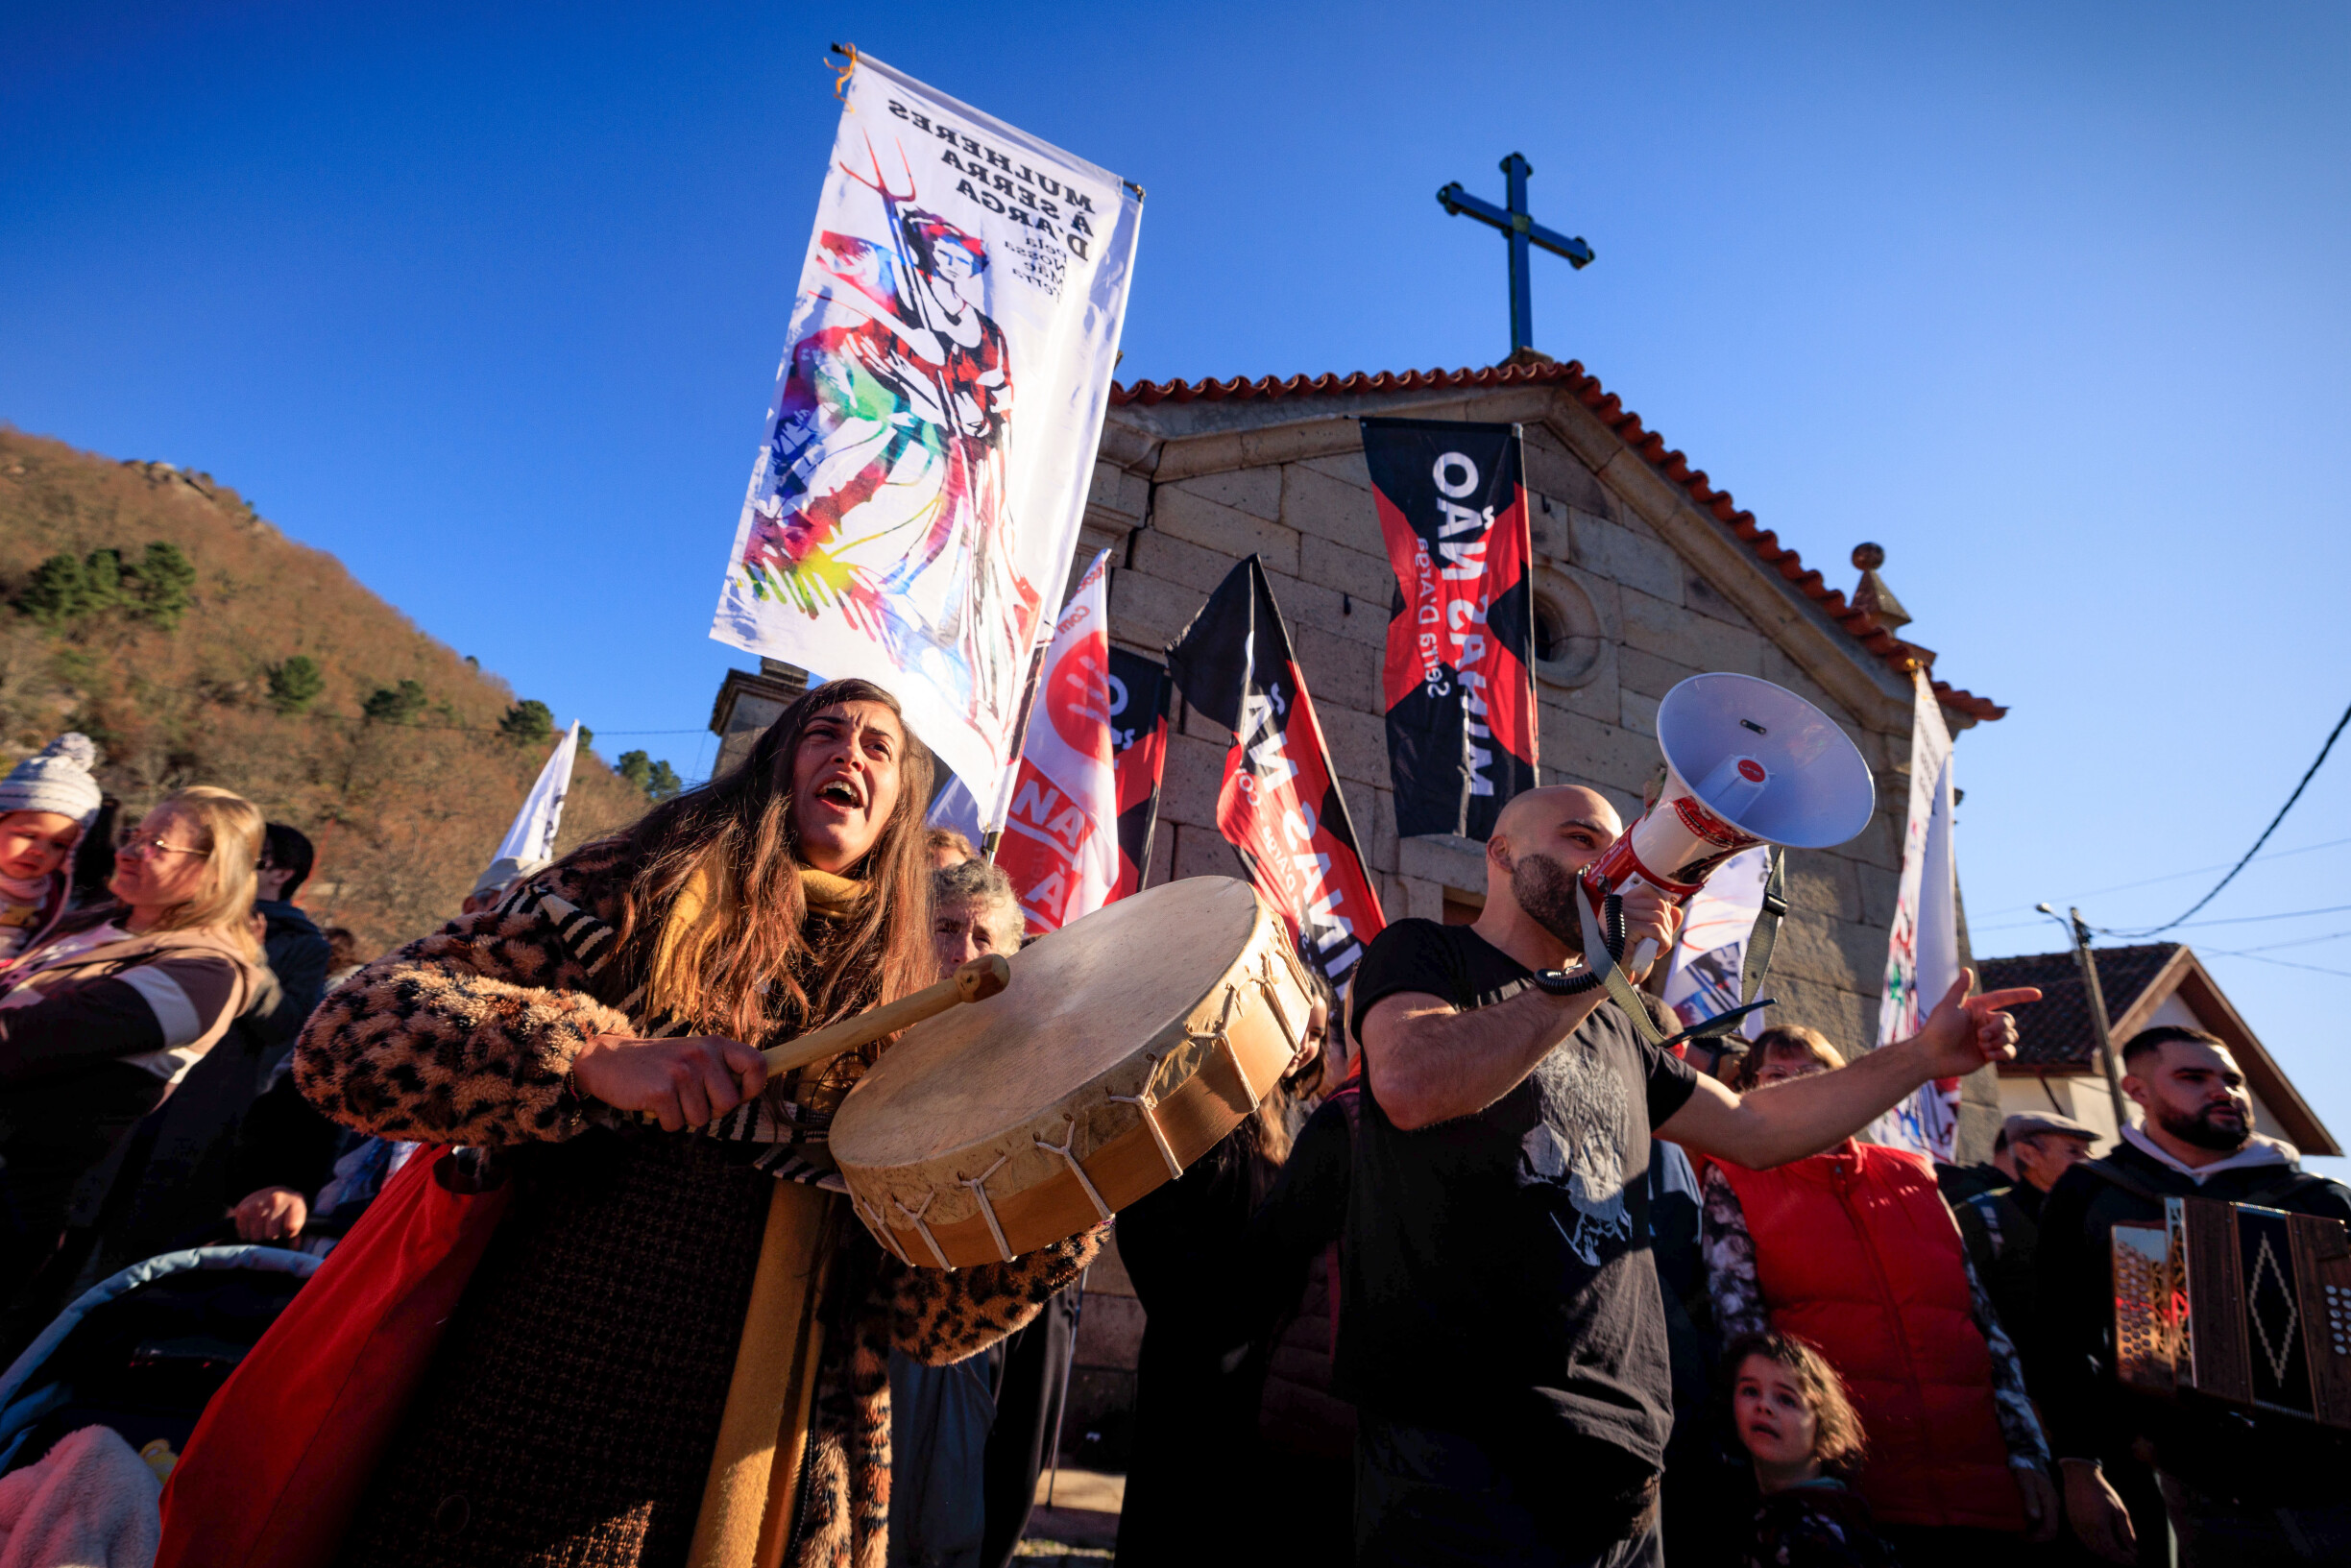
[603,679,935,1043]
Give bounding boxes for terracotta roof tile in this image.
[1112,360,2005,720]
[1978,944,2180,1071]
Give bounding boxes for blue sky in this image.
[6,1,2349,1160]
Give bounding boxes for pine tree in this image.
[267,655,325,714]
[646,760,683,801]
[15,554,87,626]
[498,699,554,745]
[131,542,197,630]
[617,750,653,791]
[80,548,127,615]
[363,679,427,724]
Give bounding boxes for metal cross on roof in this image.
[1437,153,1594,359]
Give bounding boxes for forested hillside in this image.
[0,425,683,953]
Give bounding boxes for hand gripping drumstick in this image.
[761,953,1010,1075]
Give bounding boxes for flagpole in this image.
[982,627,1056,864]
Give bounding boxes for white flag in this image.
[993,550,1119,931]
[1661,845,1773,1038]
[496,721,580,866]
[711,53,1143,795]
[1872,670,1961,1158]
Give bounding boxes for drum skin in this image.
[831,877,1312,1268]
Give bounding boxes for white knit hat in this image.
[0,734,103,828]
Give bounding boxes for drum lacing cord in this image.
[957,1156,1014,1264]
[1107,1053,1184,1180]
[893,1191,954,1270]
[1034,1117,1115,1224]
[856,1193,911,1265]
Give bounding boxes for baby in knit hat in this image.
[0,734,106,966]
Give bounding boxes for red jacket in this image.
[1716,1142,2023,1532]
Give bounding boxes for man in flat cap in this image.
[1953,1111,2098,1370]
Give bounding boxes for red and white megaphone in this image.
[1584,672,1877,969]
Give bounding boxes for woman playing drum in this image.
[290,678,1099,1568]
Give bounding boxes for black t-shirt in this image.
[1338,918,1700,1467]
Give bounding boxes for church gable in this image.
[1077,360,2002,1073]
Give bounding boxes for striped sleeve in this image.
[116,952,250,1083]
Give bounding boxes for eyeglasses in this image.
[118,834,209,861]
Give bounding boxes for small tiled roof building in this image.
[1979,942,2339,1156]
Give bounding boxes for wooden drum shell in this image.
[829,878,1311,1268]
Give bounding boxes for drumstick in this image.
[761,953,1010,1074]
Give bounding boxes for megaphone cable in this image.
[1527,891,1623,1000]
[1527,849,1790,1050]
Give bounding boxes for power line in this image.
[1972,833,2351,927]
[2136,903,2351,932]
[2105,698,2351,938]
[2206,927,2351,955]
[2200,948,2351,981]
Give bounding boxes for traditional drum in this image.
[830,876,1314,1268]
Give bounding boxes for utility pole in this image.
[2039,903,2130,1134]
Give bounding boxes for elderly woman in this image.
[285,679,1096,1568]
[0,784,268,1286]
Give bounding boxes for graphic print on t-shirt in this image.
[1521,1042,1636,1267]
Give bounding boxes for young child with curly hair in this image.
[1729,1331,1902,1568]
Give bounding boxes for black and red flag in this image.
[1167,557,1387,987]
[1106,645,1173,899]
[1361,417,1539,840]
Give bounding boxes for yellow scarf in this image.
[647,862,867,1021]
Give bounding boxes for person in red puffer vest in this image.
[1697,1025,2058,1568]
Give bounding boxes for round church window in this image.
[1531,572,1604,688]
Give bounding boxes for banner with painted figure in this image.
[1362,418,1539,840]
[495,721,580,865]
[1106,645,1173,899]
[1662,845,1773,1040]
[1872,669,1962,1158]
[1168,557,1386,988]
[711,53,1144,793]
[994,551,1119,932]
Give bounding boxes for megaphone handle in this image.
[1618,873,1661,972]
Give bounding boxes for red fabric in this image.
[1717,1142,2024,1532]
[155,1147,510,1568]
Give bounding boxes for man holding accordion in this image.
[2035,1025,2351,1564]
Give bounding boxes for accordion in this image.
[2113,1195,2351,1429]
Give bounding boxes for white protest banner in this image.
[1661,845,1773,1039]
[495,720,580,865]
[711,52,1143,793]
[994,549,1119,931]
[1871,669,1962,1157]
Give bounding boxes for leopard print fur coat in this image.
[295,841,1100,1568]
